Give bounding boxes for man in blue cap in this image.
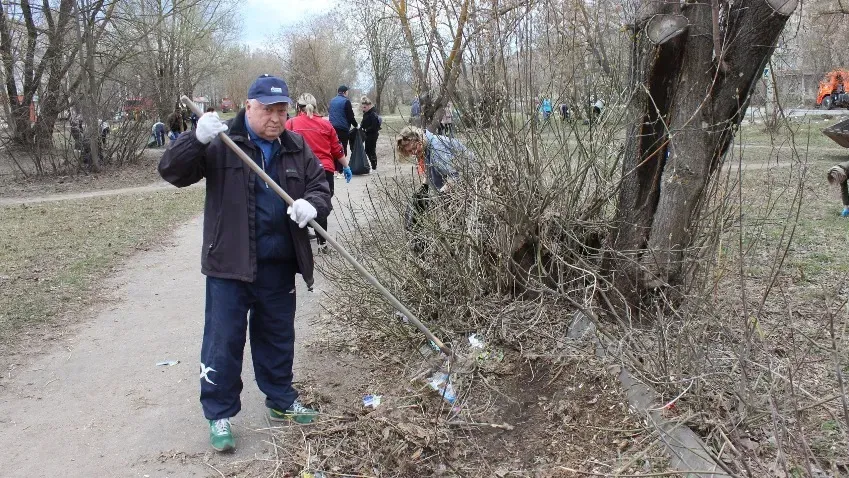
[158,74,332,452]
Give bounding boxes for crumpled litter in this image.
[363,394,382,408]
[428,372,457,404]
[468,334,485,349]
[156,360,179,366]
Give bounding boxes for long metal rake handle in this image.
[180,96,453,359]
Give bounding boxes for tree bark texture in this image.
[610,0,797,311]
[0,0,74,149]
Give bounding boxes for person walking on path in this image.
[328,85,358,157]
[359,96,381,171]
[158,74,332,453]
[286,93,351,253]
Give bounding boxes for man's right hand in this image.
[195,112,228,144]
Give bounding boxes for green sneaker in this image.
[208,418,235,452]
[268,400,319,424]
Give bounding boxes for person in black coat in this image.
[360,96,381,170]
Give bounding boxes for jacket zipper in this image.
[260,149,269,188]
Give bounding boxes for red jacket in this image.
[286,113,344,173]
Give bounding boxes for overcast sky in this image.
[240,0,334,49]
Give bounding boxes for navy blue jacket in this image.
[329,94,358,130]
[244,119,295,261]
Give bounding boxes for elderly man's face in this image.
[245,100,288,141]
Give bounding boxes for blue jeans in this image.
[200,260,298,420]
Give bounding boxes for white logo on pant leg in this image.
[200,363,217,385]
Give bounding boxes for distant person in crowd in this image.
[559,102,570,121]
[592,97,605,118]
[166,104,185,141]
[410,97,421,126]
[828,161,849,217]
[286,92,350,253]
[206,107,216,113]
[439,101,454,137]
[359,96,381,171]
[190,112,199,130]
[70,110,84,151]
[158,74,331,453]
[99,120,110,152]
[541,98,552,120]
[328,85,358,156]
[152,120,166,147]
[181,105,191,131]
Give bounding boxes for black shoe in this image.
[371,163,377,170]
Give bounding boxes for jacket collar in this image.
[227,108,302,153]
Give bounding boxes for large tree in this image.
[607,0,798,312]
[0,0,75,148]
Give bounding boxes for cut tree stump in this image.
[645,14,689,45]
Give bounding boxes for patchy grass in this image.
[0,148,165,199]
[660,146,849,474]
[0,187,204,348]
[737,117,849,149]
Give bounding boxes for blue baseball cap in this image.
[247,74,292,105]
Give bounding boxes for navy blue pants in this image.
[200,260,298,420]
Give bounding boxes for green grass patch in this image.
[732,152,849,289]
[0,187,204,344]
[737,117,849,149]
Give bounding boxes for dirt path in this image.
[0,159,407,476]
[0,180,181,206]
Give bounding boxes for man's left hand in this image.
[288,199,317,228]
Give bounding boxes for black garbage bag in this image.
[348,128,370,175]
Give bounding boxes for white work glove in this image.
[195,112,228,144]
[287,199,317,228]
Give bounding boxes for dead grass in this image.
[235,316,656,478]
[0,187,204,355]
[0,148,166,199]
[628,143,849,476]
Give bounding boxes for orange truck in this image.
[817,69,849,109]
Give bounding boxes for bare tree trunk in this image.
[609,0,797,314]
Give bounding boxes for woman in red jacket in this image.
[286,93,351,252]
